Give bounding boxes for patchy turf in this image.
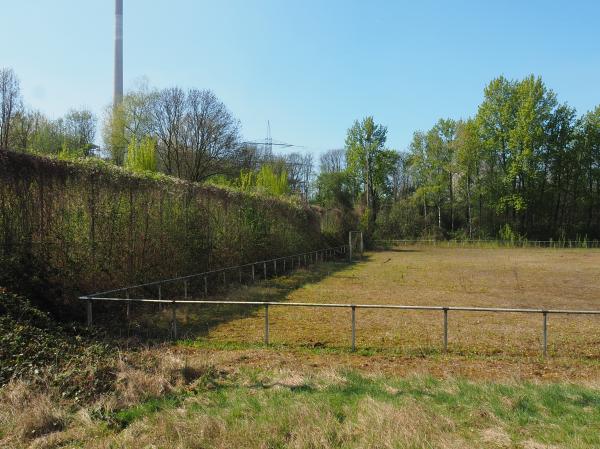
[3,247,600,448]
[4,358,599,449]
[199,247,600,360]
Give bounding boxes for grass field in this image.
[184,247,600,361]
[3,246,600,448]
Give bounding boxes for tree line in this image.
[316,75,600,240]
[0,68,315,199]
[2,66,599,240]
[0,68,96,158]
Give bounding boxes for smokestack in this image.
[114,0,123,106]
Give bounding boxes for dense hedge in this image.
[0,150,339,314]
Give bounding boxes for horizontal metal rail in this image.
[375,239,600,248]
[78,299,600,315]
[84,245,348,298]
[79,296,600,357]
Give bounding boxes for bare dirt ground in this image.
[182,246,600,382]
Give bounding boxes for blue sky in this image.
[2,0,599,156]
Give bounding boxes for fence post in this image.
[184,280,188,300]
[264,304,270,345]
[351,305,356,352]
[283,258,286,272]
[239,268,242,284]
[252,264,255,282]
[203,276,208,297]
[171,300,177,340]
[360,232,364,259]
[264,262,267,280]
[274,260,277,275]
[126,290,130,319]
[86,298,93,327]
[223,271,226,286]
[443,308,448,352]
[348,234,352,261]
[543,311,548,357]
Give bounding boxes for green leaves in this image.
[125,136,157,173]
[477,75,558,216]
[344,116,398,230]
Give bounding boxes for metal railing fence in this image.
[79,234,599,357]
[84,245,349,298]
[80,244,350,331]
[375,239,600,249]
[79,294,600,357]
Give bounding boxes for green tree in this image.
[256,165,289,196]
[125,136,157,172]
[314,171,354,209]
[476,75,558,233]
[455,119,484,238]
[408,120,457,232]
[576,106,600,233]
[345,116,397,231]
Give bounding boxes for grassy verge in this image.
[3,362,599,448]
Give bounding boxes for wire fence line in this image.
[79,233,599,356]
[79,297,600,357]
[84,244,351,299]
[375,239,600,249]
[80,244,355,333]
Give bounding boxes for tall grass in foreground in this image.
[2,365,599,448]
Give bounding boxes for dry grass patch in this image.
[0,381,67,445]
[202,247,600,360]
[3,362,600,448]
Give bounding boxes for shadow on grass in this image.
[182,339,447,359]
[373,247,421,253]
[94,258,358,344]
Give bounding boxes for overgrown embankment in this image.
[0,288,113,394]
[0,150,347,316]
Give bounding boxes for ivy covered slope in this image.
[0,150,345,313]
[0,288,113,397]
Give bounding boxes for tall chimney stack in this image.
[114,0,123,106]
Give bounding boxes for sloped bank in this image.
[0,150,349,316]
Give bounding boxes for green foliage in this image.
[498,223,521,242]
[125,136,157,173]
[104,103,128,165]
[255,165,290,196]
[209,167,292,198]
[375,199,423,240]
[238,170,254,192]
[314,171,354,209]
[57,142,85,161]
[345,116,399,234]
[381,74,600,241]
[0,288,113,396]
